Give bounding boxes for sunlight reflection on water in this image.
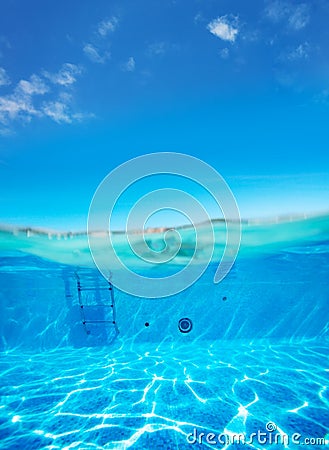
[0,340,328,449]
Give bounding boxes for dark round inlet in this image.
[145,322,150,327]
[178,317,193,333]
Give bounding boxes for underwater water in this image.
[0,215,329,449]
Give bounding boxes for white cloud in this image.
[265,1,310,30]
[43,63,82,86]
[0,89,38,124]
[121,56,135,72]
[42,100,72,123]
[0,67,10,86]
[83,43,110,64]
[98,16,118,37]
[207,16,239,43]
[0,75,47,125]
[17,74,48,95]
[0,64,91,133]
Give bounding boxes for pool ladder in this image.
[75,272,119,341]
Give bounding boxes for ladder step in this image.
[80,304,113,307]
[78,287,112,291]
[83,320,115,324]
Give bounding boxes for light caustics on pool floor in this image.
[0,341,328,449]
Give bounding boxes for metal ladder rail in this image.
[75,272,119,340]
[109,279,120,339]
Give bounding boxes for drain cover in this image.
[178,317,193,333]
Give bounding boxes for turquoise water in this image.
[0,215,329,449]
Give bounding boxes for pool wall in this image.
[1,249,328,351]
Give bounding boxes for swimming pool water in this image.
[0,217,329,449]
[1,341,328,449]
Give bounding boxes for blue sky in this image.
[0,0,328,230]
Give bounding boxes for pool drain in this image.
[178,317,193,333]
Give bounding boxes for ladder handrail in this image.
[74,271,119,342]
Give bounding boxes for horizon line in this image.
[0,210,328,238]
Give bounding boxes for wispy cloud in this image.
[83,16,118,65]
[265,1,290,21]
[284,42,310,61]
[147,42,167,56]
[43,63,82,86]
[219,48,230,59]
[0,64,91,134]
[194,13,204,25]
[0,75,47,125]
[0,67,10,86]
[17,74,48,95]
[0,90,39,131]
[146,41,181,58]
[121,56,135,72]
[207,15,239,43]
[288,4,309,30]
[83,43,110,64]
[42,100,75,124]
[42,93,93,124]
[265,1,310,30]
[98,16,118,37]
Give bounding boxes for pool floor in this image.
[0,340,328,449]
